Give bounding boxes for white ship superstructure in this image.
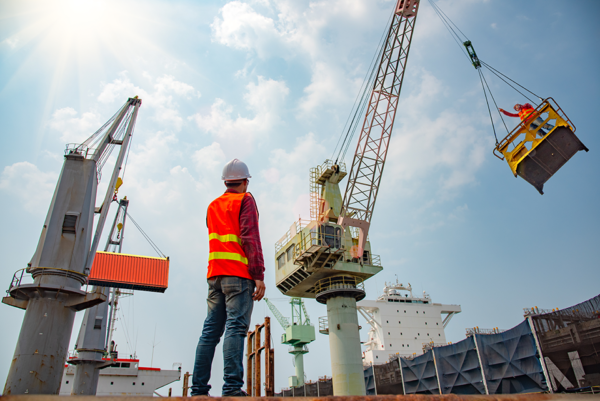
[60,357,180,396]
[358,281,461,364]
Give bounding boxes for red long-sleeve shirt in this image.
[210,189,265,281]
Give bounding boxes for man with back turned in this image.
[191,158,266,396]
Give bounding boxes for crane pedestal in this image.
[289,346,308,386]
[316,276,366,396]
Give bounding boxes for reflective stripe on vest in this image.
[209,233,242,245]
[518,106,535,121]
[208,252,248,264]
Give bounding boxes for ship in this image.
[59,355,181,396]
[59,287,181,396]
[358,280,461,364]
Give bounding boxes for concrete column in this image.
[293,349,305,386]
[326,295,366,395]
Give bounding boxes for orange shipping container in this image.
[88,251,169,293]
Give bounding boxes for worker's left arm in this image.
[239,194,265,282]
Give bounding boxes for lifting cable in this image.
[126,212,167,258]
[331,5,396,164]
[97,107,135,174]
[480,60,543,104]
[427,0,545,144]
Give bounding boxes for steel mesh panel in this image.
[400,351,439,394]
[476,320,547,394]
[434,336,486,394]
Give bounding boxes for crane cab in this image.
[494,98,588,194]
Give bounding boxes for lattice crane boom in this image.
[338,0,420,257]
[264,298,291,329]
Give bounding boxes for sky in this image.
[0,0,599,396]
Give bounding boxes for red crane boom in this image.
[338,0,420,257]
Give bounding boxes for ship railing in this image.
[465,327,505,336]
[339,249,382,267]
[299,228,342,253]
[314,275,365,294]
[288,345,309,354]
[318,316,329,334]
[523,306,557,316]
[64,143,97,159]
[275,219,311,252]
[6,268,28,294]
[422,342,449,352]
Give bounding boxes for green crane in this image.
[264,298,315,387]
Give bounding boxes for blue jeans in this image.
[191,276,255,396]
[530,116,554,137]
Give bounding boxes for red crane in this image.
[338,0,420,259]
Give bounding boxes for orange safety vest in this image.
[518,105,535,122]
[206,192,253,280]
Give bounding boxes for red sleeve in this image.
[500,109,519,118]
[239,193,265,281]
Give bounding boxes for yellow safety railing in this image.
[494,98,575,176]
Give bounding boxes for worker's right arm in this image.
[499,108,519,118]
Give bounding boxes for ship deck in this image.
[2,394,597,400]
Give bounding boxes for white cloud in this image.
[0,162,57,214]
[211,0,375,114]
[258,131,327,224]
[212,1,283,58]
[98,72,200,132]
[2,36,19,49]
[385,70,488,196]
[189,76,289,154]
[193,142,226,174]
[298,62,359,116]
[48,107,102,143]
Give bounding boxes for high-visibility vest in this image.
[206,192,253,279]
[518,105,535,122]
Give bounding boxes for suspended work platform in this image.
[88,251,169,293]
[494,98,588,194]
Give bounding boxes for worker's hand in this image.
[253,280,265,301]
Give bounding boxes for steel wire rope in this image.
[97,108,134,174]
[480,60,541,105]
[479,69,510,135]
[427,0,522,143]
[332,5,395,164]
[117,305,135,357]
[340,83,373,162]
[80,107,121,150]
[478,69,499,145]
[431,0,469,42]
[126,212,166,258]
[427,0,471,63]
[120,116,137,182]
[333,8,392,162]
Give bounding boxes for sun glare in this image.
[55,0,107,33]
[47,0,117,53]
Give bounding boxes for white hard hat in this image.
[222,159,252,181]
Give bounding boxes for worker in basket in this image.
[191,158,266,397]
[499,103,554,137]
